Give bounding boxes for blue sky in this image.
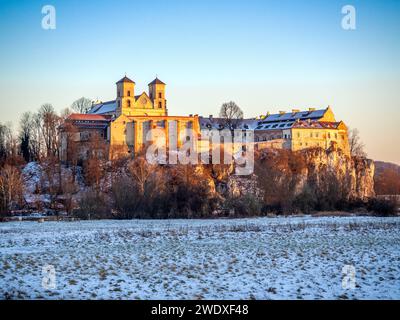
[0,0,399,163]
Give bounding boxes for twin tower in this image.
[115,76,167,117]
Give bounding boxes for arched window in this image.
[127,90,131,96]
[127,100,131,107]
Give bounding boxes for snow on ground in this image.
[0,216,399,300]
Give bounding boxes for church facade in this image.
[60,76,200,163]
[60,75,350,164]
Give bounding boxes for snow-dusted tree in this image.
[71,97,92,114]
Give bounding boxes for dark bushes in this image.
[366,197,398,216]
[74,189,111,219]
[224,194,263,216]
[110,161,217,219]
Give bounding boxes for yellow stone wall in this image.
[290,126,349,155]
[319,106,336,122]
[109,115,200,159]
[149,83,166,110]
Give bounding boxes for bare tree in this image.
[128,156,153,195]
[71,97,92,114]
[0,122,19,165]
[30,113,43,161]
[348,128,366,158]
[0,123,10,163]
[38,104,61,158]
[60,107,72,120]
[219,101,244,129]
[0,165,23,215]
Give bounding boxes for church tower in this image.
[116,76,135,117]
[148,78,167,115]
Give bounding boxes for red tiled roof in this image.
[67,114,112,121]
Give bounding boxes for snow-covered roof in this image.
[260,109,327,123]
[199,117,259,130]
[88,100,117,115]
[199,108,334,132]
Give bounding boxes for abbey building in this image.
[60,75,350,164]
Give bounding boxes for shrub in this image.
[367,197,398,216]
[111,177,141,219]
[74,189,111,219]
[224,194,263,216]
[293,187,318,213]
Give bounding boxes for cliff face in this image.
[228,147,375,201]
[302,148,375,200]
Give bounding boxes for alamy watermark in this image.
[41,5,56,30]
[145,127,254,175]
[341,5,356,30]
[42,264,57,289]
[342,264,356,289]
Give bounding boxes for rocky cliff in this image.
[301,147,375,199]
[227,147,375,202]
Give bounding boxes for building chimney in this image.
[189,114,193,117]
[209,114,213,119]
[292,109,300,113]
[309,107,316,112]
[279,111,286,115]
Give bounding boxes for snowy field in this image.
[0,216,399,300]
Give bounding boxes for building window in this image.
[328,133,331,139]
[297,132,300,138]
[118,91,120,97]
[159,101,162,108]
[334,133,338,139]
[127,90,131,96]
[127,100,131,107]
[117,101,120,107]
[310,132,313,138]
[158,92,162,99]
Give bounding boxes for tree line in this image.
[0,98,92,165]
[0,100,397,217]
